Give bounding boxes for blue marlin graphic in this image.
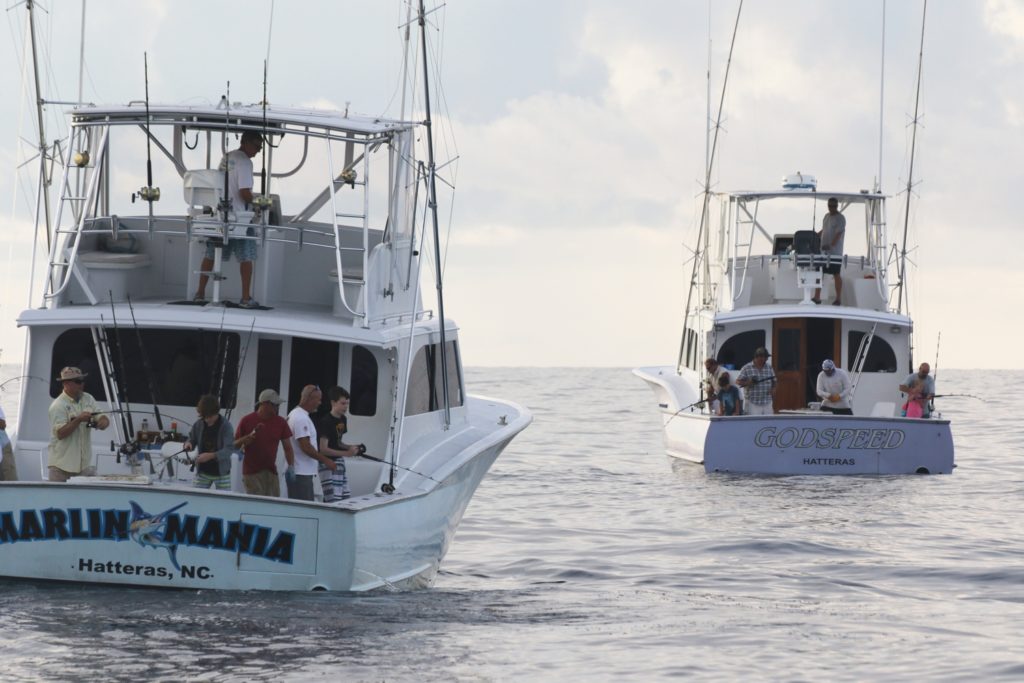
[129,501,188,570]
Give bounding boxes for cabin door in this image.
[772,318,841,410]
[772,319,806,411]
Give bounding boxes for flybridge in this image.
[41,96,425,324]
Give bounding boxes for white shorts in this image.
[745,402,774,416]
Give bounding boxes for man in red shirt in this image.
[235,389,295,497]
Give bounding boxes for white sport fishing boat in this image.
[0,3,531,591]
[635,4,951,476]
[635,175,953,475]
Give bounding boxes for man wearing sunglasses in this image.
[47,366,110,482]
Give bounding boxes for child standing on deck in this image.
[717,373,742,416]
[902,378,926,418]
[318,386,362,501]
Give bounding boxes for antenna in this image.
[876,0,886,191]
[896,0,927,316]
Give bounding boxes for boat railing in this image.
[43,123,380,322]
[723,252,889,310]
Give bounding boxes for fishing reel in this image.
[340,168,358,187]
[111,439,140,466]
[356,444,367,456]
[133,186,161,203]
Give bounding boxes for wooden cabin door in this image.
[772,318,806,411]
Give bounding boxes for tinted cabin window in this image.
[847,332,898,372]
[350,345,378,416]
[404,341,463,416]
[51,327,240,408]
[716,330,766,371]
[288,337,339,421]
[255,339,283,406]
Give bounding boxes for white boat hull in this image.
[701,413,953,475]
[0,433,515,592]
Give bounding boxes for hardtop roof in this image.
[719,189,887,202]
[71,102,419,137]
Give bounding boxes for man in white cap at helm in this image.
[816,359,853,415]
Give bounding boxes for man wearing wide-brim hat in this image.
[48,366,109,482]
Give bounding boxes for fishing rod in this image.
[107,296,136,439]
[135,53,160,214]
[261,60,268,197]
[221,83,232,226]
[95,316,133,446]
[126,294,164,432]
[354,446,440,485]
[0,375,48,390]
[224,317,256,422]
[208,305,229,397]
[933,393,982,401]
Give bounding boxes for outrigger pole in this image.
[677,0,743,374]
[26,0,53,250]
[895,0,927,316]
[417,0,450,428]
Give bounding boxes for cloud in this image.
[984,0,1024,44]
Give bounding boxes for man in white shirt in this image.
[0,404,17,481]
[193,130,263,308]
[816,359,853,415]
[286,385,335,501]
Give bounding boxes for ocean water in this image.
[1,367,1022,682]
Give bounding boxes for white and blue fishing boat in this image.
[0,2,531,591]
[634,6,953,475]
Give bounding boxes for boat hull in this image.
[701,414,954,475]
[635,366,954,475]
[0,435,510,592]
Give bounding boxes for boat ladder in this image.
[849,322,878,401]
[326,135,370,326]
[43,126,110,304]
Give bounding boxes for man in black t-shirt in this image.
[317,386,361,501]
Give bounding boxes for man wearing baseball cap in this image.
[235,388,295,497]
[736,347,776,415]
[816,359,853,415]
[47,367,110,481]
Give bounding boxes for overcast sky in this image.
[2,1,1021,368]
